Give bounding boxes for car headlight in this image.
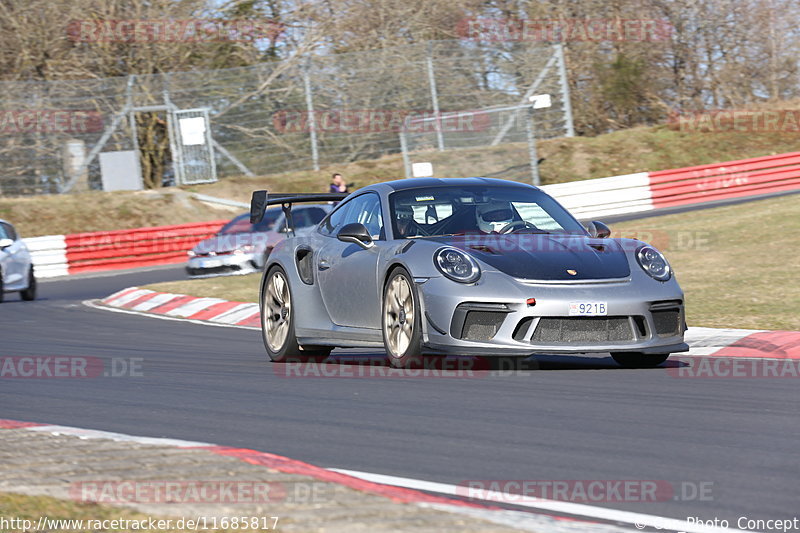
[187,250,196,258]
[636,245,671,281]
[435,247,480,283]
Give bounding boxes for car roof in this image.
[364,177,539,195]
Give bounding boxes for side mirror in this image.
[0,238,13,249]
[586,221,611,239]
[337,223,373,249]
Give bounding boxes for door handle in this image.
[318,258,330,270]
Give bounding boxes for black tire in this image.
[260,265,329,363]
[20,267,36,301]
[382,267,424,368]
[612,352,669,368]
[0,270,4,303]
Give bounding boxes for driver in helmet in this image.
[476,201,515,233]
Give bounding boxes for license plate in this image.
[569,302,608,316]
[200,259,223,268]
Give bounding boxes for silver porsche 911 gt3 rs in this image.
[251,178,688,368]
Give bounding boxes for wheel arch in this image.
[382,261,430,341]
[382,261,410,289]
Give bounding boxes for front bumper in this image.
[186,253,258,276]
[418,271,688,357]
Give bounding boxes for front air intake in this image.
[450,302,511,341]
[649,301,682,337]
[461,311,505,341]
[532,317,635,343]
[651,309,681,337]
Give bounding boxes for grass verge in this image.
[0,189,237,239]
[614,194,800,330]
[142,195,800,331]
[146,273,262,304]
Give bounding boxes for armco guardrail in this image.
[21,151,800,278]
[543,151,800,220]
[24,220,226,278]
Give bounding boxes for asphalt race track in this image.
[2,265,798,527]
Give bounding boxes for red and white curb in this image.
[0,418,737,533]
[97,287,260,329]
[96,287,800,360]
[682,326,800,360]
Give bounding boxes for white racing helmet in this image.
[476,201,515,233]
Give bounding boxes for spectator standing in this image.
[329,173,349,194]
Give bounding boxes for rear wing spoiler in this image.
[249,190,349,233]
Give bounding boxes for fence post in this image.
[302,59,320,171]
[163,74,184,186]
[128,76,140,183]
[399,130,412,178]
[426,42,445,151]
[556,44,575,137]
[491,48,559,146]
[524,107,540,186]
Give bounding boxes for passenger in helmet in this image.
[395,205,421,237]
[476,201,515,233]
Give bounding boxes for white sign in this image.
[529,94,552,109]
[412,162,433,178]
[99,150,142,191]
[179,117,207,146]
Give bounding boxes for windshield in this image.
[389,185,586,239]
[218,209,282,235]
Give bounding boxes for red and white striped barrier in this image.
[542,171,653,218]
[542,151,800,220]
[101,287,800,360]
[24,235,69,278]
[23,220,226,278]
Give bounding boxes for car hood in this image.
[428,233,631,281]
